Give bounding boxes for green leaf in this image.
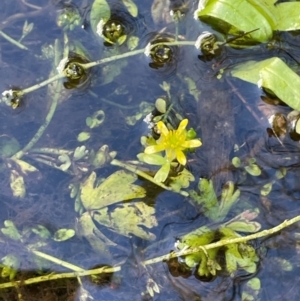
[9,170,26,198]
[232,57,300,111]
[225,210,261,233]
[154,162,171,182]
[275,3,300,31]
[218,181,240,220]
[31,225,51,239]
[76,212,115,257]
[93,202,157,240]
[80,170,146,210]
[259,58,300,111]
[90,0,111,36]
[260,181,273,196]
[122,0,138,17]
[53,228,75,241]
[137,153,167,165]
[77,132,91,142]
[245,163,261,176]
[197,0,273,43]
[231,58,276,84]
[127,36,139,50]
[0,136,20,157]
[1,220,22,241]
[169,168,195,191]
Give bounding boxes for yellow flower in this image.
[144,119,202,165]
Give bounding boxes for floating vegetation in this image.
[2,0,300,300]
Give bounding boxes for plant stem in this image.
[110,159,189,197]
[11,81,61,160]
[0,214,299,289]
[144,214,300,265]
[0,30,28,50]
[81,41,195,70]
[31,250,85,272]
[21,73,64,95]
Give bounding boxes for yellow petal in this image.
[177,119,188,135]
[176,149,187,165]
[157,121,169,136]
[145,144,166,154]
[182,139,202,149]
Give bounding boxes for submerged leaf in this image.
[53,229,75,241]
[10,170,26,198]
[76,212,115,257]
[80,170,146,210]
[93,202,157,240]
[122,0,138,17]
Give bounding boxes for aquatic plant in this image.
[1,0,300,300]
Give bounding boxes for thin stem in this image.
[81,48,145,69]
[0,266,119,289]
[31,250,85,272]
[0,214,299,289]
[0,30,28,50]
[80,41,195,70]
[21,73,64,95]
[110,159,189,197]
[144,214,300,265]
[11,81,61,160]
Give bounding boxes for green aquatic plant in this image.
[140,118,201,182]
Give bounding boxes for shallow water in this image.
[1,0,300,300]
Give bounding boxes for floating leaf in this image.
[1,220,22,241]
[93,202,157,240]
[197,0,273,43]
[225,210,261,233]
[260,181,273,196]
[275,167,286,180]
[122,0,138,17]
[80,170,146,210]
[53,228,75,241]
[10,170,25,198]
[90,0,111,36]
[259,58,300,111]
[245,163,261,176]
[232,57,300,111]
[77,132,91,142]
[169,168,195,192]
[232,157,241,168]
[242,277,261,301]
[127,36,139,50]
[137,153,167,165]
[275,2,300,31]
[31,225,51,240]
